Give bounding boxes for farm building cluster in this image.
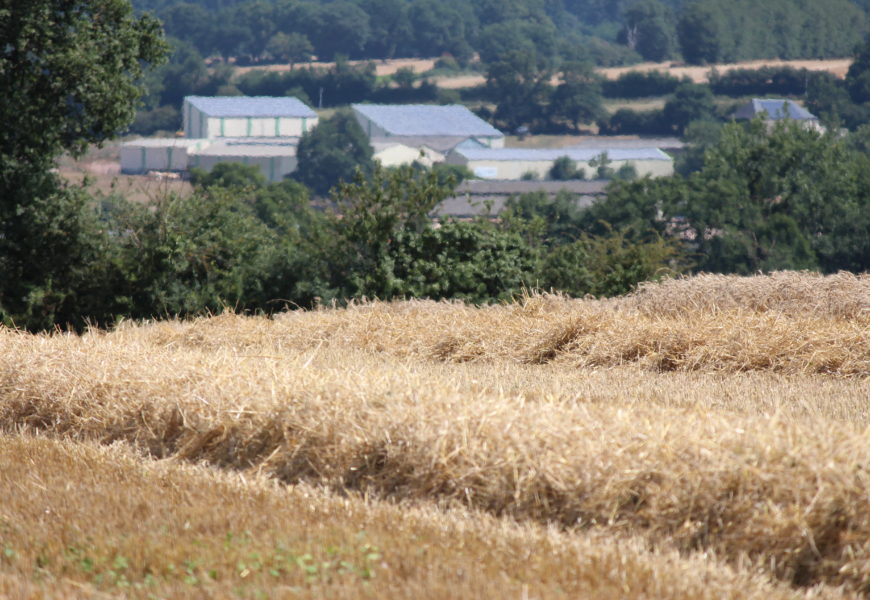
[121,96,819,186]
[120,95,677,185]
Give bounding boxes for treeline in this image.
[16,117,870,331]
[134,0,869,68]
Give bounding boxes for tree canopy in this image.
[0,0,167,329]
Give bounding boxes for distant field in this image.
[233,56,852,90]
[1,272,870,597]
[598,57,853,82]
[56,141,193,203]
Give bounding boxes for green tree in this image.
[677,1,732,65]
[620,0,676,62]
[361,0,412,59]
[549,156,584,180]
[391,221,536,303]
[549,61,606,132]
[486,49,554,132]
[326,164,454,300]
[407,0,476,64]
[266,32,313,67]
[662,83,716,134]
[294,111,374,196]
[0,0,166,329]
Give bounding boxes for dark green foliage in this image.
[602,70,684,98]
[391,222,536,303]
[136,0,870,69]
[677,0,865,66]
[619,0,676,62]
[662,83,716,134]
[549,157,585,181]
[189,162,266,189]
[110,190,287,316]
[675,119,724,175]
[599,108,671,136]
[129,105,181,135]
[486,50,555,132]
[708,67,815,98]
[324,164,450,300]
[501,191,682,296]
[588,119,870,274]
[549,62,607,132]
[1,0,166,165]
[236,60,378,107]
[0,0,167,330]
[503,191,587,246]
[541,230,678,297]
[293,111,374,196]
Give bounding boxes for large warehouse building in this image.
[353,104,506,152]
[445,147,674,180]
[121,96,316,181]
[182,96,318,139]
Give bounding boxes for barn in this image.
[183,96,318,139]
[352,104,505,150]
[445,147,674,180]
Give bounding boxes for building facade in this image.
[182,96,318,139]
[446,147,674,180]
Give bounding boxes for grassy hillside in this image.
[1,271,869,597]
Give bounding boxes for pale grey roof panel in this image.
[733,98,818,121]
[191,143,297,157]
[186,96,317,118]
[369,134,470,153]
[353,104,504,137]
[454,147,672,162]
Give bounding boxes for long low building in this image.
[120,138,298,182]
[446,147,674,180]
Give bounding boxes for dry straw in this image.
[3,435,840,599]
[1,272,869,593]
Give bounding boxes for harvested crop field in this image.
[2,271,870,598]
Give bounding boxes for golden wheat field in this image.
[2,271,870,599]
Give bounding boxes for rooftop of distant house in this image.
[733,99,819,121]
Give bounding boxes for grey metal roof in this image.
[191,143,296,157]
[572,137,685,150]
[217,136,301,146]
[734,99,818,121]
[353,104,504,138]
[369,134,473,153]
[185,96,317,118]
[453,147,672,162]
[121,137,208,148]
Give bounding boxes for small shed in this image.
[183,96,318,139]
[445,147,674,181]
[120,138,211,174]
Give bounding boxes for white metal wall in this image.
[188,154,298,182]
[447,156,674,180]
